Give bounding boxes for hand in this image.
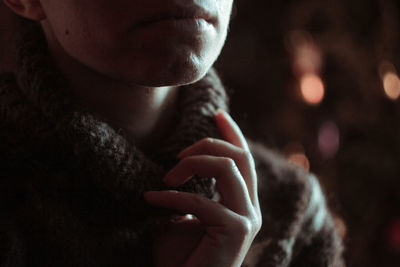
[145,110,261,267]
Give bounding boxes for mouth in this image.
[133,4,217,30]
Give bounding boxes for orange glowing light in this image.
[300,73,325,105]
[383,72,400,100]
[286,31,322,76]
[287,153,310,171]
[387,219,400,249]
[333,216,347,239]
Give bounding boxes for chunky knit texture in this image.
[0,24,344,266]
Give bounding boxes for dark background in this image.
[1,0,399,266]
[215,0,400,266]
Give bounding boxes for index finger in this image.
[215,110,259,211]
[215,110,250,152]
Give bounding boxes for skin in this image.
[4,0,262,266]
[149,110,261,267]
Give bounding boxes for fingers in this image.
[145,111,262,267]
[144,190,241,226]
[145,190,261,267]
[215,111,260,213]
[215,110,250,152]
[178,138,254,170]
[177,137,257,204]
[164,155,253,215]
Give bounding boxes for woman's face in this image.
[39,0,234,86]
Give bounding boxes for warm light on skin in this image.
[383,72,400,100]
[300,73,325,105]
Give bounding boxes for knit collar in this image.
[1,23,229,224]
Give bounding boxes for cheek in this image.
[44,7,127,72]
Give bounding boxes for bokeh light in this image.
[379,61,400,100]
[287,153,310,171]
[387,219,400,250]
[300,73,325,105]
[333,216,347,239]
[286,31,322,76]
[318,121,340,159]
[382,72,400,100]
[284,142,310,171]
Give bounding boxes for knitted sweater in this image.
[0,24,344,267]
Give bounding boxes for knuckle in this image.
[247,208,262,233]
[190,193,206,206]
[253,214,262,233]
[239,149,251,161]
[240,149,255,168]
[235,217,253,238]
[235,213,262,238]
[201,137,215,146]
[200,138,216,154]
[220,157,236,169]
[219,157,240,175]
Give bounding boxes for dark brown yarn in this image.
[0,23,228,266]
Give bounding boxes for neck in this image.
[42,24,179,152]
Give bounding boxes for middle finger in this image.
[164,155,253,215]
[177,138,257,204]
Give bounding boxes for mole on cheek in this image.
[65,29,70,35]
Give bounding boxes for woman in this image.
[0,0,344,266]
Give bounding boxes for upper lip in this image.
[134,3,217,28]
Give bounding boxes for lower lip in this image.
[140,18,214,35]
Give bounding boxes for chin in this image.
[133,68,208,87]
[145,65,209,87]
[116,53,214,87]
